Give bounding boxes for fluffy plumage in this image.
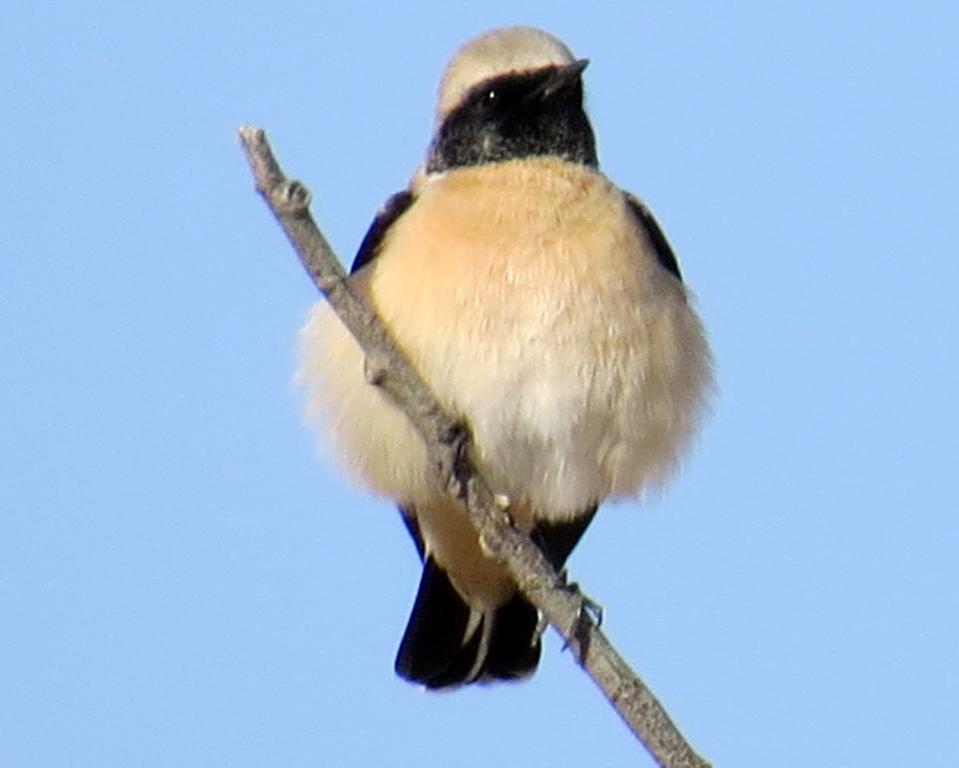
[298,26,712,688]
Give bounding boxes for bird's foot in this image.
[556,571,603,660]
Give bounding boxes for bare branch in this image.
[238,125,712,768]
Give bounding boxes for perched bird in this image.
[299,26,711,689]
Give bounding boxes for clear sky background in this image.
[3,2,957,766]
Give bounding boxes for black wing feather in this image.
[350,189,415,274]
[531,506,598,571]
[399,505,426,562]
[624,194,683,282]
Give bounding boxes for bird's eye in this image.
[487,89,497,101]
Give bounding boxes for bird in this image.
[298,26,712,689]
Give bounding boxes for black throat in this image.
[426,66,598,173]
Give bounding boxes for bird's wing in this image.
[624,193,683,282]
[530,506,598,571]
[350,189,416,273]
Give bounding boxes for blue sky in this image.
[3,2,957,766]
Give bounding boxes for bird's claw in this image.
[554,571,603,658]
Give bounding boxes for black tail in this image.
[394,505,598,689]
[394,557,540,689]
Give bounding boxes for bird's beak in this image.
[530,58,590,102]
